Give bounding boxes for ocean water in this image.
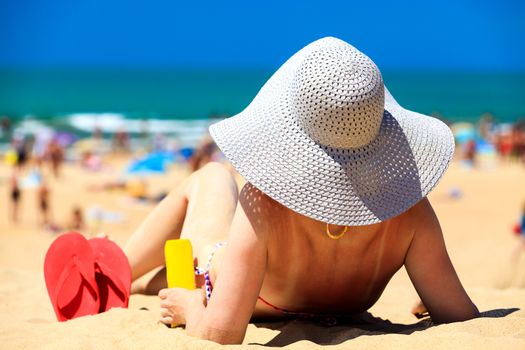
[0,68,524,144]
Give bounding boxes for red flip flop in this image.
[44,232,99,321]
[89,238,131,312]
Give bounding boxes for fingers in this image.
[159,307,184,326]
[160,316,173,325]
[159,287,185,299]
[159,307,175,325]
[158,288,169,299]
[159,299,171,308]
[159,292,186,326]
[160,307,170,317]
[411,300,429,319]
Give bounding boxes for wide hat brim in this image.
[209,38,454,226]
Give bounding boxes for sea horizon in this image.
[1,68,524,138]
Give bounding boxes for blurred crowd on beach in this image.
[1,114,220,233]
[447,113,525,167]
[1,112,525,259]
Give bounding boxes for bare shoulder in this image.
[381,197,439,253]
[237,183,293,245]
[239,183,285,216]
[404,197,436,219]
[400,197,440,234]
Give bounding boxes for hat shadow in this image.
[250,308,519,347]
[323,111,423,222]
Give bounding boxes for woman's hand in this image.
[158,287,206,327]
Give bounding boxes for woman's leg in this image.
[124,162,238,283]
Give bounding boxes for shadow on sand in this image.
[251,309,519,347]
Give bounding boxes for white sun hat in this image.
[209,37,454,226]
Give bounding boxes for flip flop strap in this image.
[95,260,129,302]
[54,255,97,312]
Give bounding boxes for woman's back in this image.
[221,187,417,317]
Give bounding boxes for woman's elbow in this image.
[186,325,245,345]
[432,302,480,324]
[457,301,481,322]
[467,303,481,320]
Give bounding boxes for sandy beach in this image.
[1,155,524,349]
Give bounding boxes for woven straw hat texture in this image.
[210,37,454,226]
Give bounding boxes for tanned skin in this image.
[125,162,479,345]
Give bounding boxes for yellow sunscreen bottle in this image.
[164,239,196,290]
[164,239,196,328]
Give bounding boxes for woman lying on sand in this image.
[124,37,479,344]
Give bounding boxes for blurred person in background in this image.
[68,206,85,231]
[38,176,51,227]
[12,135,29,171]
[512,120,525,163]
[188,134,217,172]
[495,127,514,162]
[478,113,494,141]
[512,201,525,262]
[463,139,477,167]
[113,128,130,154]
[9,169,22,224]
[45,138,64,178]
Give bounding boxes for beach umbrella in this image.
[451,122,477,144]
[126,151,175,175]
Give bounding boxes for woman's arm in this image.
[404,198,479,323]
[189,187,268,343]
[159,184,268,344]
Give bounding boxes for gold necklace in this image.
[326,223,348,240]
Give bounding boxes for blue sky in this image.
[0,0,524,70]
